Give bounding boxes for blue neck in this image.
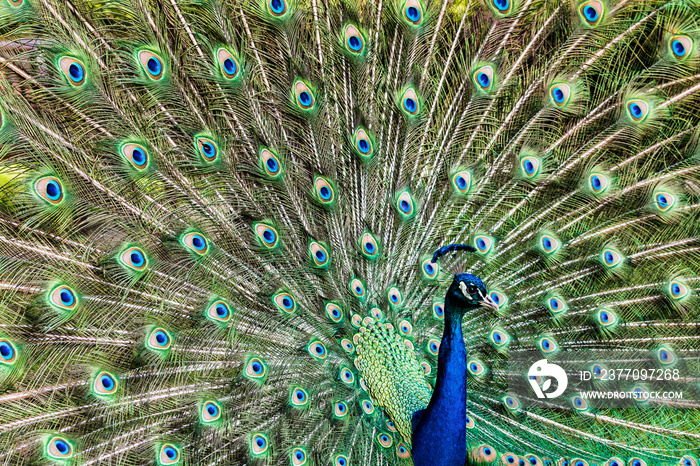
[411,302,467,465]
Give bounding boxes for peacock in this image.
[0,0,699,464]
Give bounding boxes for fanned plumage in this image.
[0,0,699,464]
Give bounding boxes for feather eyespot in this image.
[491,0,511,14]
[654,191,676,212]
[466,415,475,429]
[549,83,571,106]
[571,396,588,411]
[353,127,374,159]
[474,445,497,462]
[398,320,413,336]
[181,232,209,255]
[259,147,283,178]
[307,341,327,359]
[293,80,315,110]
[578,0,604,27]
[273,291,296,313]
[195,136,219,163]
[489,290,508,311]
[377,432,392,448]
[340,367,355,385]
[119,246,148,272]
[201,401,221,423]
[341,338,354,353]
[571,460,588,466]
[626,99,649,122]
[503,395,521,410]
[468,360,486,376]
[452,169,471,194]
[601,248,622,268]
[539,234,560,254]
[656,346,675,365]
[46,436,73,459]
[502,453,517,464]
[361,399,374,415]
[7,0,24,7]
[360,232,380,259]
[0,339,17,365]
[35,176,65,205]
[93,371,118,397]
[606,458,624,466]
[250,433,269,456]
[314,175,335,206]
[351,314,363,329]
[473,64,495,93]
[309,241,331,268]
[147,328,172,351]
[245,357,267,380]
[474,235,494,254]
[420,257,439,280]
[668,279,689,300]
[159,444,180,464]
[396,442,411,458]
[325,302,343,322]
[588,173,609,194]
[138,50,165,80]
[680,456,698,466]
[120,143,150,170]
[395,190,416,219]
[254,222,280,250]
[333,401,348,418]
[216,48,240,80]
[371,307,383,321]
[402,0,424,25]
[421,361,432,375]
[350,278,366,300]
[595,308,617,327]
[669,35,693,61]
[290,387,309,406]
[433,301,444,319]
[267,0,287,17]
[400,87,420,115]
[291,447,307,466]
[546,296,567,315]
[344,24,365,55]
[334,454,349,466]
[520,155,541,178]
[591,364,605,379]
[206,300,232,324]
[387,286,403,307]
[49,285,79,311]
[427,338,440,355]
[490,329,509,347]
[58,56,86,86]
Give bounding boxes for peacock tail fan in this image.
[0,0,699,464]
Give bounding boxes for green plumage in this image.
[0,0,699,464]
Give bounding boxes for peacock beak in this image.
[478,290,499,313]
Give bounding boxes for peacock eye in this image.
[181,232,209,255]
[216,48,240,80]
[159,444,180,464]
[467,284,477,295]
[138,50,165,80]
[35,176,65,205]
[195,136,219,163]
[267,0,287,16]
[294,80,315,110]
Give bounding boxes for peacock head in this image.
[432,243,499,314]
[445,273,498,313]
